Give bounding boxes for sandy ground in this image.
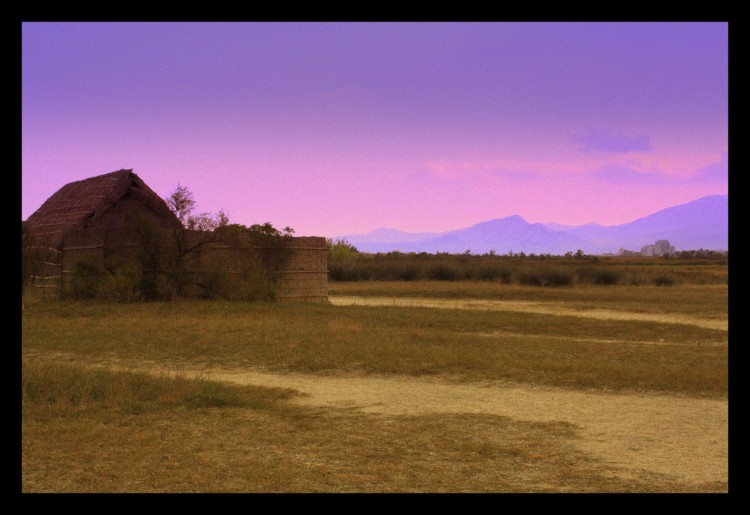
[319,296,728,485]
[27,296,728,489]
[51,353,724,488]
[182,367,728,486]
[329,296,728,331]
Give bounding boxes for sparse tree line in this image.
[22,186,296,302]
[326,240,727,286]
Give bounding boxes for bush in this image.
[323,252,723,286]
[195,267,229,300]
[327,238,359,261]
[189,252,276,301]
[592,269,621,285]
[517,270,543,287]
[472,264,512,283]
[99,261,143,302]
[577,266,622,285]
[148,272,184,301]
[67,256,106,299]
[67,257,144,301]
[397,264,420,281]
[546,270,575,287]
[517,267,573,287]
[427,263,463,281]
[652,275,676,286]
[329,261,369,281]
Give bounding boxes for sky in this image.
[22,22,728,237]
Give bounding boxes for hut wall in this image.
[28,218,329,302]
[57,198,176,295]
[182,235,329,302]
[22,233,64,296]
[179,238,260,299]
[59,227,107,294]
[274,237,329,303]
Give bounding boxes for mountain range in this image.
[339,195,728,255]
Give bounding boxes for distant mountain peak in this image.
[338,194,727,254]
[463,214,528,229]
[544,222,603,230]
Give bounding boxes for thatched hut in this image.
[22,169,328,302]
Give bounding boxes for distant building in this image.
[641,239,675,257]
[654,239,675,255]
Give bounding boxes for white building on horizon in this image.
[641,239,675,256]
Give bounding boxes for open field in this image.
[22,281,728,492]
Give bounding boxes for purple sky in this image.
[22,22,728,237]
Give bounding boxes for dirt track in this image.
[321,296,728,486]
[176,366,726,487]
[329,296,728,331]
[33,349,728,488]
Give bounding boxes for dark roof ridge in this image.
[24,169,181,242]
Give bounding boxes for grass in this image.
[22,359,723,493]
[21,280,728,492]
[328,281,729,319]
[22,359,297,413]
[22,293,727,397]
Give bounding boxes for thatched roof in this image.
[24,169,181,245]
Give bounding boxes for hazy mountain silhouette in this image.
[342,227,438,244]
[340,195,728,255]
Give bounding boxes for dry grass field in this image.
[21,280,728,493]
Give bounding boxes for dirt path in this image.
[49,348,723,488]
[329,296,728,331]
[192,367,727,486]
[322,296,728,486]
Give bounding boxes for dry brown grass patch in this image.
[22,358,726,493]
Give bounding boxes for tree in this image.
[248,222,294,238]
[162,185,232,264]
[165,184,229,232]
[327,238,359,262]
[164,184,196,228]
[125,184,233,299]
